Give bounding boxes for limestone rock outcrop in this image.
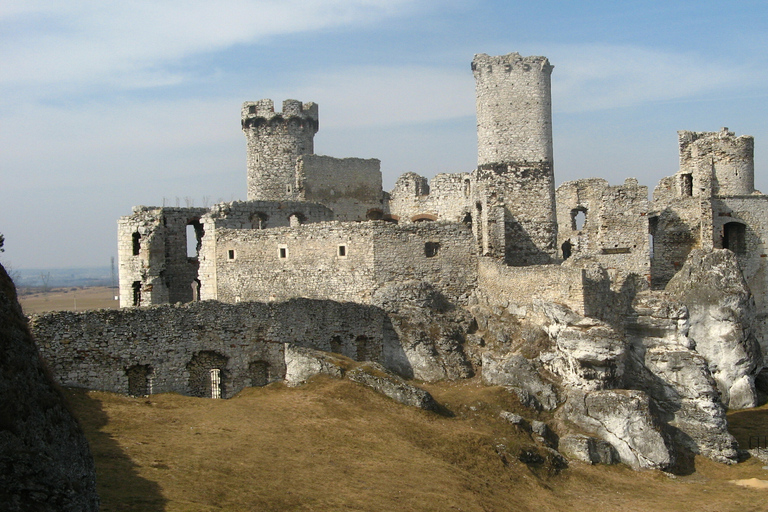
[559,389,673,470]
[374,281,474,381]
[283,345,437,410]
[481,352,559,410]
[666,249,762,409]
[537,302,626,391]
[0,264,99,511]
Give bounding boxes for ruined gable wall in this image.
[388,172,472,223]
[30,300,387,398]
[557,178,650,278]
[297,155,384,221]
[711,196,768,362]
[118,206,208,308]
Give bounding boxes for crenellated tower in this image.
[241,99,319,201]
[471,53,557,265]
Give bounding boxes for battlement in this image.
[241,99,319,130]
[471,52,553,77]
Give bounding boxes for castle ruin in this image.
[31,52,768,469]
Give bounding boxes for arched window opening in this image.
[356,335,370,361]
[132,281,141,307]
[366,209,383,221]
[251,212,268,229]
[570,208,587,231]
[723,222,746,254]
[289,212,305,227]
[424,242,440,258]
[462,212,472,227]
[680,174,693,197]
[187,351,228,399]
[330,335,343,354]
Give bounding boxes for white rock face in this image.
[482,352,559,410]
[537,302,626,391]
[561,390,673,470]
[666,249,763,409]
[284,345,345,386]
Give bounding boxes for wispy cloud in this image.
[0,0,421,92]
[546,44,765,112]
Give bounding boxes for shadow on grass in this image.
[65,389,167,512]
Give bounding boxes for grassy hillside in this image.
[65,377,768,512]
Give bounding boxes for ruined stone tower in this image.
[471,53,557,265]
[242,99,319,201]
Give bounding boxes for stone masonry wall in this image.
[388,172,473,224]
[476,258,586,315]
[557,178,650,278]
[118,206,208,308]
[31,300,387,398]
[209,221,477,305]
[211,223,377,304]
[679,128,755,197]
[297,154,384,221]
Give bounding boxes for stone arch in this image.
[187,351,229,399]
[366,209,384,221]
[355,335,370,361]
[248,360,271,387]
[411,213,438,222]
[126,364,153,396]
[723,222,747,254]
[383,214,399,224]
[250,212,269,229]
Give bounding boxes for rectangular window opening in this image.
[279,245,288,259]
[338,245,347,257]
[228,249,236,260]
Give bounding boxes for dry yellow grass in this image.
[19,286,118,314]
[64,378,768,512]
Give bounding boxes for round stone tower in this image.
[471,53,557,265]
[473,52,554,167]
[678,128,755,197]
[241,99,319,201]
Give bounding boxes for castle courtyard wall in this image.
[30,300,388,398]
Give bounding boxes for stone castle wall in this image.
[678,128,755,196]
[557,178,650,278]
[476,258,586,315]
[388,172,473,224]
[30,300,388,398]
[297,155,384,221]
[208,221,477,305]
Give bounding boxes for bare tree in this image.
[39,272,52,294]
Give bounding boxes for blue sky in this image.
[1,0,767,269]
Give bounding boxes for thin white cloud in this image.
[0,0,421,90]
[546,44,765,113]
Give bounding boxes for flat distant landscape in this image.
[19,286,119,314]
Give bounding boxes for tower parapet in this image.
[242,99,319,201]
